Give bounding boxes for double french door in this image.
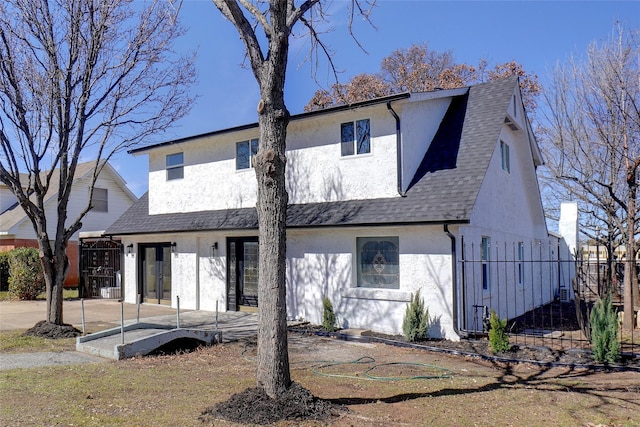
[139,243,172,305]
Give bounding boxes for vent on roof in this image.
[504,116,519,132]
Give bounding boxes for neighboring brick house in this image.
[1,161,137,287]
[106,78,572,339]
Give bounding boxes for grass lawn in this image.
[1,333,639,426]
[0,288,78,301]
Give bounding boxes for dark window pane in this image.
[250,138,259,158]
[93,187,108,212]
[167,167,183,180]
[356,119,370,154]
[341,122,354,156]
[166,152,183,167]
[236,141,250,169]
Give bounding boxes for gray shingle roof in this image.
[106,77,518,236]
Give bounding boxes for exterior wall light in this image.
[126,244,133,254]
[171,242,177,253]
[211,242,218,257]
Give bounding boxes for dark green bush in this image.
[8,247,45,300]
[322,296,337,332]
[590,293,620,364]
[402,290,430,342]
[0,251,9,292]
[488,309,511,353]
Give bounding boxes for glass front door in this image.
[227,237,259,310]
[140,243,172,305]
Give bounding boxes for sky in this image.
[111,0,640,197]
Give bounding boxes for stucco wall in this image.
[121,225,459,340]
[147,107,404,215]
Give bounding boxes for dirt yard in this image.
[1,331,639,426]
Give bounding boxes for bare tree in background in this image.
[540,25,640,331]
[305,43,540,113]
[209,0,375,398]
[0,0,195,328]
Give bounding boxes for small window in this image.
[236,138,259,170]
[341,119,370,156]
[166,152,184,180]
[357,237,399,289]
[481,236,491,291]
[517,242,525,286]
[92,187,108,212]
[500,140,510,173]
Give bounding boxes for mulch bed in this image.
[22,320,81,339]
[199,382,345,425]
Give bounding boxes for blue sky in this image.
[112,0,640,197]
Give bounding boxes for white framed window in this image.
[166,152,184,180]
[357,236,399,289]
[92,187,108,212]
[500,140,510,173]
[481,236,491,291]
[341,119,370,156]
[236,138,259,170]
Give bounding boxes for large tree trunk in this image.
[254,98,291,397]
[253,8,291,395]
[40,237,68,325]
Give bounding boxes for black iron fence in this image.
[79,238,122,299]
[458,237,638,355]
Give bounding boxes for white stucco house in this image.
[1,161,138,287]
[106,77,569,340]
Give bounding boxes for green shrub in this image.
[0,251,10,292]
[488,309,511,353]
[8,247,45,300]
[402,290,430,342]
[322,296,337,332]
[590,293,620,364]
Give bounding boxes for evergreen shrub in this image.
[8,247,45,300]
[488,309,511,353]
[590,293,620,364]
[402,290,430,342]
[322,296,337,332]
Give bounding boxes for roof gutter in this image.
[386,101,406,197]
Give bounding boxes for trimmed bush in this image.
[590,293,620,364]
[402,290,430,342]
[322,297,337,332]
[0,251,9,292]
[488,309,511,353]
[8,247,45,300]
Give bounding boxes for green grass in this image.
[0,330,76,353]
[0,288,78,301]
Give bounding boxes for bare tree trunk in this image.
[253,2,291,398]
[623,176,637,331]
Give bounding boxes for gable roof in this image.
[107,78,531,235]
[1,161,136,234]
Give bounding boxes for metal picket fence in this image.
[457,237,638,356]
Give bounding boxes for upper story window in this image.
[341,119,370,156]
[357,236,399,289]
[236,138,259,170]
[166,152,184,180]
[92,187,108,212]
[500,140,510,173]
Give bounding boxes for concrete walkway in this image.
[0,299,259,369]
